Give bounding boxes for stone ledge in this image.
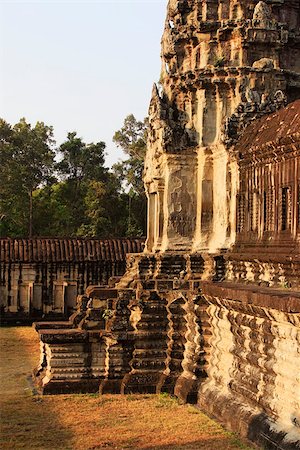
[85,286,118,298]
[201,281,300,313]
[40,379,101,395]
[33,321,73,331]
[37,328,89,343]
[198,387,300,450]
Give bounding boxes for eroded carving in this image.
[33,2,300,449]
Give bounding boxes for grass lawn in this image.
[0,326,256,450]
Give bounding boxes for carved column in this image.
[160,154,198,252]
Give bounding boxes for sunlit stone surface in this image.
[34,2,300,449]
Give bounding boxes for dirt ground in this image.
[0,326,256,450]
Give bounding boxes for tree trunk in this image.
[128,195,132,234]
[29,191,33,238]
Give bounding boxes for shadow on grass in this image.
[0,328,256,450]
[0,327,74,450]
[85,437,254,450]
[140,438,255,450]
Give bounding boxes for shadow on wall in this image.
[248,414,300,450]
[141,439,253,450]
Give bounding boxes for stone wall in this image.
[199,282,300,450]
[144,0,300,254]
[33,2,300,448]
[0,238,144,321]
[34,252,300,448]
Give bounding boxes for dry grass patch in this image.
[0,327,256,450]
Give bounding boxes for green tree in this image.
[79,176,128,238]
[53,132,129,238]
[0,119,146,239]
[32,182,75,237]
[53,132,108,235]
[113,114,147,236]
[57,132,106,182]
[113,114,147,195]
[0,118,55,237]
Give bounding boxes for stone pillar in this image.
[145,184,157,253]
[193,150,207,252]
[209,146,229,252]
[145,180,165,253]
[160,154,198,252]
[202,0,219,21]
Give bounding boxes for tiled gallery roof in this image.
[236,99,300,153]
[0,238,144,263]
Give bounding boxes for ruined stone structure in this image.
[145,0,299,254]
[34,2,300,449]
[0,238,143,322]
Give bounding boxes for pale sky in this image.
[0,0,168,166]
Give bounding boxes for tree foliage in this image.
[113,114,147,236]
[0,118,55,237]
[57,132,106,182]
[0,116,147,239]
[113,114,147,195]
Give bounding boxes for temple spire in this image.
[144,0,299,253]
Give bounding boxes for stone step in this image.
[169,350,185,360]
[133,349,167,358]
[51,373,98,380]
[50,359,86,366]
[49,353,97,359]
[134,340,168,349]
[51,366,90,373]
[137,322,169,331]
[138,313,168,320]
[131,359,166,370]
[45,345,87,353]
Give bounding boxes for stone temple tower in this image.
[144,0,300,254]
[34,2,300,449]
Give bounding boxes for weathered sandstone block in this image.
[34,2,300,449]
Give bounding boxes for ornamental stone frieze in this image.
[33,3,300,449]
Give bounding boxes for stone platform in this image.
[33,253,210,399]
[33,252,300,449]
